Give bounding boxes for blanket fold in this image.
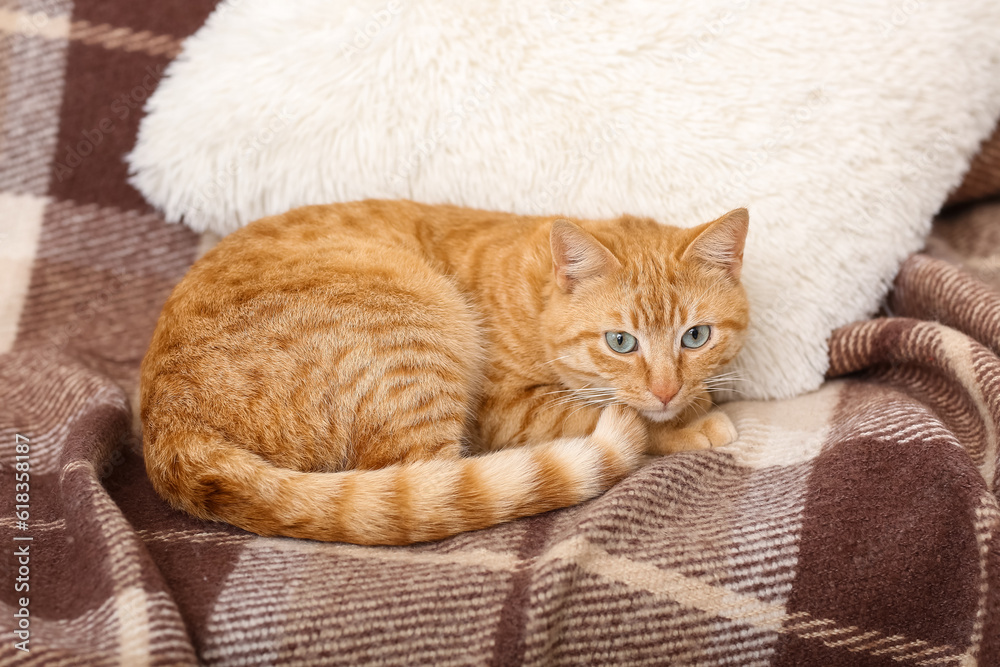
[1,351,197,665]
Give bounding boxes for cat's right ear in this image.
[681,208,749,281]
[550,220,620,292]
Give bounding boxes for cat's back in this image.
[139,200,506,466]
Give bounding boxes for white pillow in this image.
[128,0,1000,400]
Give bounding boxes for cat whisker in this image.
[549,397,582,409]
[703,379,747,389]
[705,372,759,388]
[688,394,713,418]
[574,396,616,406]
[572,391,617,398]
[538,389,579,399]
[549,392,615,411]
[704,379,756,388]
[563,403,594,423]
[705,386,753,398]
[702,383,751,392]
[561,394,621,421]
[538,386,601,400]
[703,376,756,388]
[538,383,615,400]
[549,384,590,394]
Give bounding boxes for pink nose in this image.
[650,381,679,406]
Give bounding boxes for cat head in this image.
[544,209,750,422]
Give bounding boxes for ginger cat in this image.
[140,200,749,545]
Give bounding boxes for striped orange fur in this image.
[140,200,749,545]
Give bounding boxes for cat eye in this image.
[681,325,711,349]
[605,331,638,354]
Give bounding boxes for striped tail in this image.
[148,404,647,545]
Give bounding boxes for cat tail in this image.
[149,404,648,545]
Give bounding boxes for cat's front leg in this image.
[475,381,608,452]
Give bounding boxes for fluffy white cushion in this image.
[128,0,1000,400]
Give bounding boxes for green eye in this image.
[681,325,711,349]
[605,331,637,354]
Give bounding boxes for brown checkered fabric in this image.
[2,2,1000,665]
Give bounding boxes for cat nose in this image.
[650,381,679,406]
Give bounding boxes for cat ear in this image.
[550,219,621,292]
[681,208,749,280]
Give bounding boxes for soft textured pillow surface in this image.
[128,0,1000,400]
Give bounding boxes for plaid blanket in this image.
[2,1,1000,665]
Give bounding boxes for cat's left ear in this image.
[681,208,749,280]
[550,219,621,292]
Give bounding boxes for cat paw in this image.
[688,411,738,449]
[648,410,737,454]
